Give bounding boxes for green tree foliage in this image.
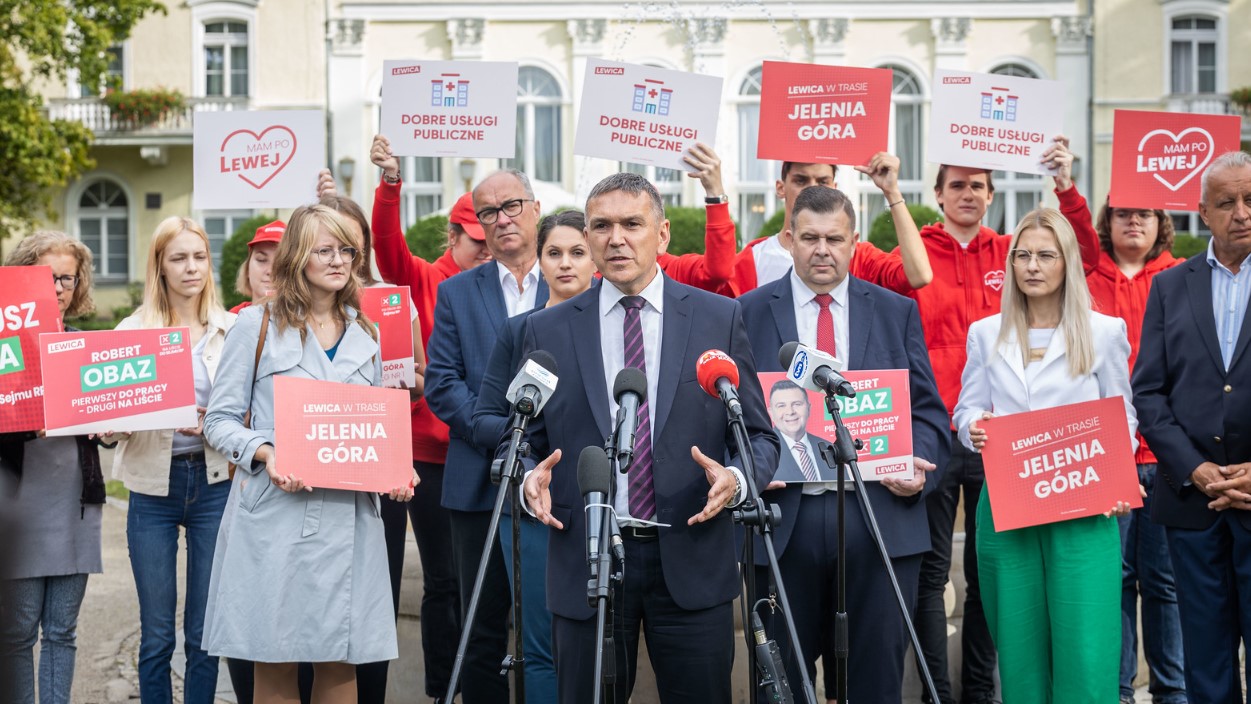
[0,0,164,231]
[759,209,786,242]
[868,204,942,252]
[221,214,279,311]
[405,214,450,263]
[1171,233,1209,260]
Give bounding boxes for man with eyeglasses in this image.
[907,138,1102,704]
[425,169,549,703]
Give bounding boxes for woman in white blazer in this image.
[953,208,1136,704]
[203,205,415,703]
[111,217,236,704]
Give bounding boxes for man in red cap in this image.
[229,220,285,314]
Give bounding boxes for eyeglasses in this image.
[1112,209,1156,221]
[52,274,80,290]
[1010,249,1063,267]
[475,198,533,225]
[312,246,359,264]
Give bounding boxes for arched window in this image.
[859,65,925,229]
[986,63,1045,234]
[735,65,775,242]
[77,179,129,280]
[504,66,563,183]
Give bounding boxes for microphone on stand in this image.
[778,341,856,398]
[505,351,560,419]
[696,349,743,419]
[609,368,647,473]
[578,446,612,568]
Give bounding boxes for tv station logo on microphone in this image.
[786,350,809,384]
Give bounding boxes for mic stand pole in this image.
[445,413,530,704]
[590,439,624,704]
[817,392,939,704]
[728,413,816,704]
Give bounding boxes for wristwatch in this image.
[705,194,729,205]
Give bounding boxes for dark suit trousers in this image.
[1165,511,1251,703]
[449,508,511,703]
[552,536,735,703]
[763,491,922,704]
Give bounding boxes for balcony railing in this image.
[1166,93,1247,117]
[44,96,249,135]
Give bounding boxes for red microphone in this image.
[696,349,743,418]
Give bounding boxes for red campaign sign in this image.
[0,267,62,433]
[359,286,415,388]
[756,61,893,166]
[39,327,198,436]
[980,396,1141,532]
[1109,109,1242,211]
[273,376,412,493]
[758,369,913,482]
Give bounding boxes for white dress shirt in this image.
[497,260,542,316]
[754,234,795,287]
[790,269,850,371]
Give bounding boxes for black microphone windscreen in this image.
[778,341,800,370]
[612,367,648,403]
[577,446,612,496]
[523,350,559,376]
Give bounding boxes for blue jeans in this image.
[1119,464,1187,703]
[499,511,555,702]
[127,453,229,704]
[0,574,90,704]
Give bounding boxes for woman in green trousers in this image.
[953,207,1138,703]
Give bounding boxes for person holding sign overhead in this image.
[723,154,933,297]
[737,185,949,704]
[953,207,1136,704]
[109,217,237,704]
[1131,151,1251,704]
[203,204,416,703]
[908,137,1100,704]
[0,232,104,704]
[1053,167,1187,704]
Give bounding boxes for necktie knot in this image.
[814,293,834,309]
[621,295,646,313]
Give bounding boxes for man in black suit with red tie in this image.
[515,172,779,703]
[739,185,949,704]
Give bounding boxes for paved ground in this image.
[66,502,1178,703]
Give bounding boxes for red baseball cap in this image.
[449,193,486,241]
[248,220,286,247]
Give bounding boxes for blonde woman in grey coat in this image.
[203,205,417,703]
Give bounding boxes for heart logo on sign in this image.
[1136,127,1214,192]
[218,126,299,190]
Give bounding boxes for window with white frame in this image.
[859,65,926,230]
[985,63,1045,234]
[204,21,249,97]
[1169,15,1218,94]
[504,67,562,183]
[399,157,443,228]
[622,162,682,206]
[77,46,125,97]
[202,211,254,274]
[77,180,129,280]
[736,66,776,243]
[1169,212,1212,237]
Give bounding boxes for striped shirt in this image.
[1205,239,1251,371]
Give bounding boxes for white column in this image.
[568,19,607,201]
[690,18,727,205]
[808,18,849,66]
[1052,16,1093,201]
[931,17,971,72]
[328,18,366,203]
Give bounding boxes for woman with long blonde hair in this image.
[111,216,236,704]
[953,207,1137,703]
[203,205,415,703]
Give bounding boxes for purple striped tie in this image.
[621,295,656,520]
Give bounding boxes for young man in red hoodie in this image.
[724,154,934,297]
[908,136,1101,704]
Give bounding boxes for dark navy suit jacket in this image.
[771,431,837,483]
[738,273,950,561]
[510,274,780,621]
[425,262,547,513]
[1132,255,1251,530]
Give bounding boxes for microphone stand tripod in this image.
[817,391,939,704]
[589,432,625,704]
[445,410,531,704]
[728,411,817,704]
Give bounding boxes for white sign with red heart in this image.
[1135,127,1214,192]
[194,110,325,210]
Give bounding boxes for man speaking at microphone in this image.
[514,172,779,703]
[738,185,949,704]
